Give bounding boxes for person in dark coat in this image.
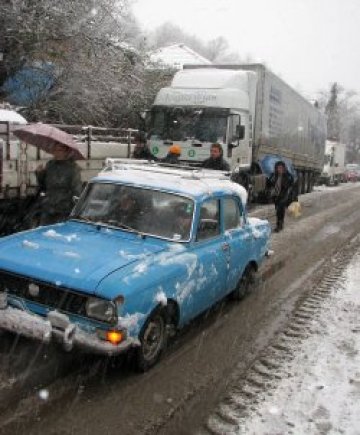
[202,143,230,171]
[35,143,83,225]
[162,145,181,164]
[267,160,295,232]
[133,142,158,161]
[132,131,157,161]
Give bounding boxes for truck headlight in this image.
[86,297,117,323]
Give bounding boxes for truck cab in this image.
[319,140,346,186]
[147,68,256,169]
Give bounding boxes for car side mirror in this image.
[73,196,79,204]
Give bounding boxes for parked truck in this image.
[0,119,138,234]
[319,140,346,185]
[146,64,327,200]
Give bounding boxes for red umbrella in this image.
[13,123,85,160]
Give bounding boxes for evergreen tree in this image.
[325,82,340,141]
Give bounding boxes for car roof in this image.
[93,159,248,205]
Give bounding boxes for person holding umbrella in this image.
[13,124,84,226]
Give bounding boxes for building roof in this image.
[149,44,212,70]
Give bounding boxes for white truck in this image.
[146,64,327,200]
[319,140,346,185]
[0,120,138,234]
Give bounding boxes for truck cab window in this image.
[149,107,228,143]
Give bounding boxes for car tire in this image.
[135,307,168,372]
[230,265,257,301]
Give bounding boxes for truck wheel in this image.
[135,308,168,372]
[230,265,257,300]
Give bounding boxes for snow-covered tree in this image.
[147,22,242,64]
[0,0,160,126]
[319,83,360,163]
[325,83,341,141]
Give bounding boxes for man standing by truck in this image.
[202,144,230,171]
[267,161,295,232]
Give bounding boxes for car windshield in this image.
[71,183,194,241]
[150,107,228,143]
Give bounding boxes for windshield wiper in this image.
[101,220,146,238]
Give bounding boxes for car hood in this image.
[0,221,166,295]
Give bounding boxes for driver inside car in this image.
[108,192,140,228]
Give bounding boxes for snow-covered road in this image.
[2,182,360,435]
[238,251,360,435]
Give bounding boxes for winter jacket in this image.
[133,146,157,161]
[267,171,294,206]
[36,159,82,222]
[202,157,230,171]
[162,153,180,165]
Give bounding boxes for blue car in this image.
[0,162,271,370]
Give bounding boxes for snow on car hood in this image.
[0,221,166,295]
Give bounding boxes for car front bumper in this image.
[0,294,138,356]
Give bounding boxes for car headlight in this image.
[86,297,117,324]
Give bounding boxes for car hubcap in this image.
[142,316,164,361]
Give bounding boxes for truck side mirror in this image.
[237,125,245,140]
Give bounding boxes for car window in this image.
[197,199,220,241]
[224,197,242,230]
[71,182,194,241]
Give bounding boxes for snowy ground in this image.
[239,252,360,435]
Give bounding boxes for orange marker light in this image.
[106,330,123,345]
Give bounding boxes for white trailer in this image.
[319,140,346,185]
[0,122,138,234]
[146,64,327,198]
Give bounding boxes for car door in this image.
[181,198,229,320]
[222,196,252,294]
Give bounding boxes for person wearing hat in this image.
[162,145,182,165]
[267,160,295,232]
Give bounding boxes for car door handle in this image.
[222,242,230,251]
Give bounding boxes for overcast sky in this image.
[133,0,360,99]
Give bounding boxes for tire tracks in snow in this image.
[202,236,359,435]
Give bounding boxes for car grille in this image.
[0,270,88,317]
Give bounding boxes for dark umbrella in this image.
[13,123,85,160]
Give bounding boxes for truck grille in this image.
[0,270,88,317]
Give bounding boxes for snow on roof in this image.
[95,159,248,205]
[149,44,212,70]
[171,68,249,89]
[0,109,27,124]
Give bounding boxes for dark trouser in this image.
[275,201,286,229]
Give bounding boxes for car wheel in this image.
[135,308,167,372]
[230,265,257,301]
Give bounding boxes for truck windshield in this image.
[71,183,194,242]
[149,107,228,143]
